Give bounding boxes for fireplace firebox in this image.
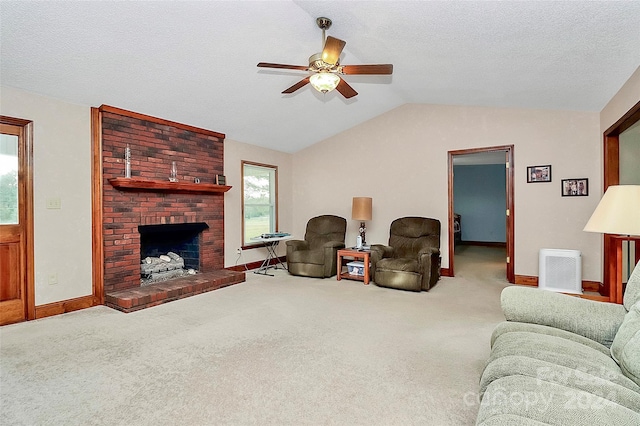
[139,222,209,271]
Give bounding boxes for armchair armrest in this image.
[370,244,393,282]
[370,244,393,260]
[417,247,441,291]
[501,286,627,348]
[286,240,309,257]
[323,241,345,249]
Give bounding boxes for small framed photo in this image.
[527,165,552,183]
[215,174,226,185]
[561,178,588,197]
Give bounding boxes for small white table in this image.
[250,234,293,276]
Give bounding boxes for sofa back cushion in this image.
[623,260,640,311]
[611,301,640,386]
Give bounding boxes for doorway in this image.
[447,145,515,282]
[0,116,34,325]
[603,101,640,302]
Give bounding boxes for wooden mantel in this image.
[109,178,231,194]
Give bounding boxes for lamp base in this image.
[359,222,367,246]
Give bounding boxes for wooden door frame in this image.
[602,100,640,303]
[0,115,35,320]
[447,145,515,283]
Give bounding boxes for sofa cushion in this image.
[611,302,640,364]
[623,260,640,311]
[477,375,640,426]
[491,321,610,356]
[489,331,640,393]
[480,355,640,413]
[610,301,640,388]
[616,319,640,387]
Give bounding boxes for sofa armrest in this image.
[501,286,627,347]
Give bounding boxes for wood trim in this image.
[23,121,35,320]
[515,275,538,286]
[98,105,225,139]
[0,116,35,321]
[582,280,601,293]
[108,178,231,194]
[35,295,96,319]
[459,241,507,248]
[602,99,640,304]
[448,145,515,283]
[514,275,601,293]
[91,107,105,305]
[604,100,640,136]
[440,268,452,277]
[241,161,279,246]
[447,152,455,276]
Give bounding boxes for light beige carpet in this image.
[0,246,509,425]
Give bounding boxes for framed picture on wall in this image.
[561,178,588,197]
[527,165,552,183]
[216,174,226,185]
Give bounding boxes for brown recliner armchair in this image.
[286,215,346,278]
[370,217,441,291]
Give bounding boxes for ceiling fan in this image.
[257,17,393,99]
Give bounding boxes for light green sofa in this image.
[477,261,640,425]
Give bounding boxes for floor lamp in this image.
[583,185,640,302]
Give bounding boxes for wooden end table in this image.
[337,248,370,285]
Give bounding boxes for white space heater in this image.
[538,249,582,294]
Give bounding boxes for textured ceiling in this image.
[1,1,639,153]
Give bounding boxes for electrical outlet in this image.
[48,273,58,285]
[236,248,242,254]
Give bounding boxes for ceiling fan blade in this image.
[340,64,394,75]
[282,76,311,94]
[258,62,309,71]
[335,78,358,99]
[322,36,346,65]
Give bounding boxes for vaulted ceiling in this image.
[1,1,639,153]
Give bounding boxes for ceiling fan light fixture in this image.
[309,72,340,93]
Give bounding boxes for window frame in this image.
[241,160,278,248]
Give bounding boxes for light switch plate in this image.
[46,197,61,209]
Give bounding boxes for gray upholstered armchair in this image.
[286,215,346,278]
[370,217,441,291]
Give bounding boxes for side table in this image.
[336,248,370,285]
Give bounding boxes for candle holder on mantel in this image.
[169,161,178,182]
[124,144,131,178]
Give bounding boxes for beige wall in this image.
[223,139,293,268]
[0,86,93,305]
[600,66,640,133]
[4,65,639,307]
[292,104,603,280]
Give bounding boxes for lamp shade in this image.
[309,72,340,93]
[583,185,640,236]
[352,197,372,221]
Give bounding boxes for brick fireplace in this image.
[99,105,244,312]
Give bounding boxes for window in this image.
[242,161,278,245]
[0,133,19,224]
